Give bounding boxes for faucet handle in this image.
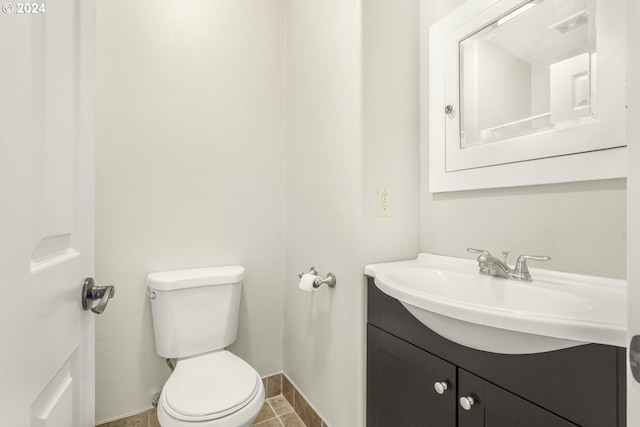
[517,254,551,263]
[467,248,492,257]
[514,254,551,281]
[467,248,492,275]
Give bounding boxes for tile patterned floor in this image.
[96,373,325,427]
[96,395,307,427]
[252,395,306,427]
[96,408,159,427]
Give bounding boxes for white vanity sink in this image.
[364,253,627,354]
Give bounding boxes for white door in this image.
[630,1,640,426]
[0,1,98,425]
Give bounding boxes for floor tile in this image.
[253,402,277,424]
[97,390,319,427]
[268,395,294,416]
[280,412,306,427]
[149,409,160,427]
[107,411,148,427]
[253,418,283,427]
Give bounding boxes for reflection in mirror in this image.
[459,0,596,149]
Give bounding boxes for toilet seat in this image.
[162,350,261,422]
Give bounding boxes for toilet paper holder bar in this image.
[297,267,337,289]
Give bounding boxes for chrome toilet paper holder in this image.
[297,267,337,289]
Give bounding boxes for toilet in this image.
[147,266,265,427]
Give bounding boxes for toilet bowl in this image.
[157,351,264,427]
[147,266,264,427]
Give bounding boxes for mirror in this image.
[460,0,596,149]
[427,0,626,192]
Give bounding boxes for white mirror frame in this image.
[426,0,627,193]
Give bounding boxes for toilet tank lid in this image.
[147,266,245,291]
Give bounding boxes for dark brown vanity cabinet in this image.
[368,327,456,426]
[456,369,579,427]
[366,279,625,427]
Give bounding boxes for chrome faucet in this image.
[466,248,551,282]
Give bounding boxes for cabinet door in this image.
[367,325,456,427]
[458,370,580,427]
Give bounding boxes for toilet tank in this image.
[147,266,244,359]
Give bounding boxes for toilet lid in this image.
[164,351,260,420]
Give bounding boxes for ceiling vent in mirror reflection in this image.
[551,10,589,34]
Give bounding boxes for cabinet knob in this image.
[459,396,475,410]
[433,381,449,394]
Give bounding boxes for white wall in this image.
[363,0,421,265]
[95,0,285,422]
[420,0,626,279]
[283,1,364,426]
[282,0,421,425]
